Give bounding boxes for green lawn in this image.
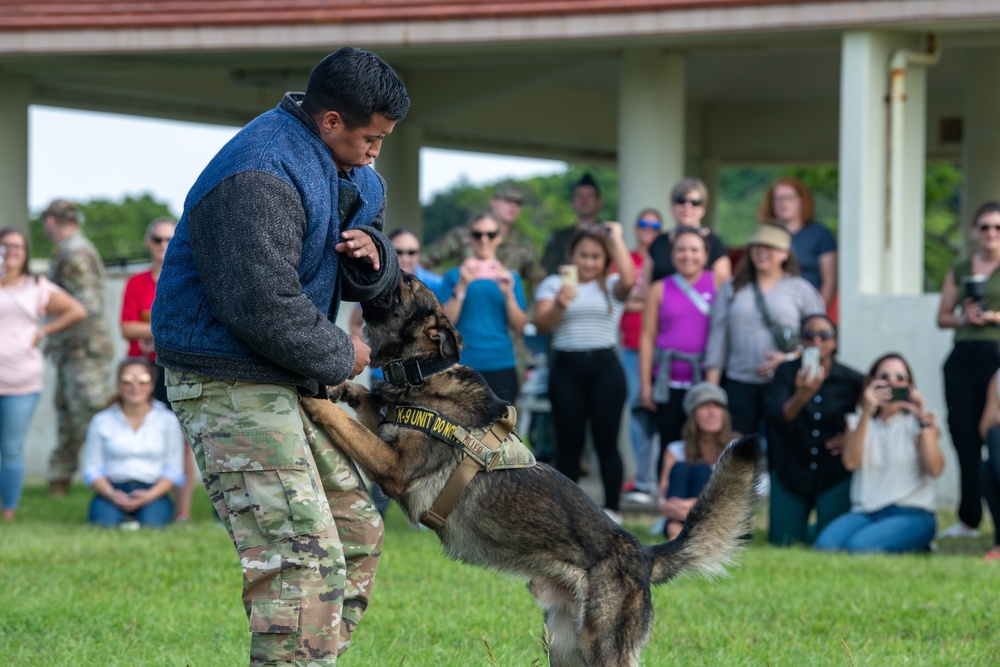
[2,483,998,666]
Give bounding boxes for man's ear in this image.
[429,322,462,362]
[317,110,343,133]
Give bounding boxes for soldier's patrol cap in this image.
[42,199,80,223]
[493,182,524,204]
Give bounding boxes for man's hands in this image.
[350,335,371,379]
[337,229,381,271]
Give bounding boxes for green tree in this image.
[30,193,175,266]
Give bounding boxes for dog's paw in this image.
[328,382,366,408]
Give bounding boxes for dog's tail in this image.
[646,435,761,585]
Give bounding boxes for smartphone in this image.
[467,259,502,281]
[559,264,578,287]
[890,386,910,402]
[801,347,820,379]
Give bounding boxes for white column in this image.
[617,49,685,235]
[961,49,1000,245]
[375,120,423,236]
[0,73,30,232]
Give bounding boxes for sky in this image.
[29,106,566,218]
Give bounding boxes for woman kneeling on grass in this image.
[82,358,185,528]
[814,353,944,554]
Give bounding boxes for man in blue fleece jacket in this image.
[151,47,408,665]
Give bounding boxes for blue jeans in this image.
[620,348,657,492]
[814,505,936,554]
[0,392,42,511]
[88,480,175,528]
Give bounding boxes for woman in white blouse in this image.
[83,358,185,528]
[814,353,944,553]
[533,223,635,524]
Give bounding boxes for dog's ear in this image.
[429,320,463,362]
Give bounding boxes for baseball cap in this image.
[747,223,792,251]
[493,182,524,204]
[682,382,729,416]
[41,199,80,223]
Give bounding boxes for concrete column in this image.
[961,49,1000,247]
[375,120,423,236]
[617,49,685,237]
[0,73,30,233]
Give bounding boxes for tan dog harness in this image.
[388,404,535,529]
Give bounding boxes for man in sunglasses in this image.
[423,181,545,293]
[40,198,115,498]
[541,172,605,275]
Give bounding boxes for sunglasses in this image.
[801,330,835,341]
[395,249,420,256]
[470,230,499,240]
[978,224,1000,233]
[120,373,153,385]
[637,219,662,230]
[151,235,173,244]
[673,196,704,207]
[876,371,910,384]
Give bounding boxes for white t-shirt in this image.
[82,401,186,488]
[536,273,624,351]
[846,410,937,514]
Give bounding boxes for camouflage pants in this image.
[165,370,383,666]
[48,351,113,482]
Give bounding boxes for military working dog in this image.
[301,273,759,667]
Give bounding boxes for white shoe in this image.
[603,508,623,526]
[624,491,655,505]
[936,522,980,539]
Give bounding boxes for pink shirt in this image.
[0,275,61,395]
[654,271,715,385]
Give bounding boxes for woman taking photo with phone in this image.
[814,353,944,554]
[534,223,635,524]
[936,200,1000,539]
[763,314,864,545]
[435,213,528,405]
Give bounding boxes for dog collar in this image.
[380,357,456,387]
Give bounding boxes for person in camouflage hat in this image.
[423,182,546,295]
[42,198,114,496]
[151,47,408,666]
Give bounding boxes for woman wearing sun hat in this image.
[703,223,824,437]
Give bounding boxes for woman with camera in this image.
[763,314,864,545]
[936,201,1000,539]
[814,353,944,554]
[435,213,528,405]
[703,223,824,436]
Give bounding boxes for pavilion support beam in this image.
[961,48,1000,249]
[617,49,684,235]
[377,120,423,238]
[0,73,30,233]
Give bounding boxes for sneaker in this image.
[624,491,655,505]
[621,480,638,493]
[119,520,141,531]
[936,522,980,539]
[603,508,623,526]
[983,549,1000,562]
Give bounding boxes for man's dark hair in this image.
[574,172,601,197]
[302,47,410,128]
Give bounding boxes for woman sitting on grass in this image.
[814,353,944,554]
[82,358,185,528]
[656,382,739,540]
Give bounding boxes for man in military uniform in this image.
[42,199,114,497]
[151,47,407,666]
[541,172,604,275]
[423,182,546,293]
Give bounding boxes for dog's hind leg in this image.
[577,566,650,667]
[528,578,585,667]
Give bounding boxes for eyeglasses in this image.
[120,373,153,385]
[876,371,909,383]
[773,193,799,203]
[977,224,1000,233]
[673,196,704,207]
[470,230,499,240]
[150,235,173,245]
[395,249,420,256]
[501,197,524,205]
[637,219,662,230]
[801,330,835,341]
[0,242,25,250]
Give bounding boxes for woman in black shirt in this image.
[647,177,731,284]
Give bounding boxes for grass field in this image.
[2,482,998,666]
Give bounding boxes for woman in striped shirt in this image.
[533,223,635,524]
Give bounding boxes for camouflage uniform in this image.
[165,369,382,666]
[423,225,546,296]
[46,230,114,483]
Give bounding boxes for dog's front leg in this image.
[327,381,382,432]
[300,397,408,496]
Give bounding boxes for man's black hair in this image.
[302,47,410,128]
[575,172,601,197]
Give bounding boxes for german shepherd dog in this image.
[301,273,759,667]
